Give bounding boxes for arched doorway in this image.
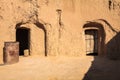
[85,29,98,56]
[16,28,30,56]
[83,22,105,56]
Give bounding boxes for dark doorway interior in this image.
[85,30,98,56]
[16,28,30,55]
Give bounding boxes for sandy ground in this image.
[0,55,120,80]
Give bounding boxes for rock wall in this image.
[0,0,120,63]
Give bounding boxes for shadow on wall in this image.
[83,20,120,80]
[107,32,120,60]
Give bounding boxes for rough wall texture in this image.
[0,0,120,63]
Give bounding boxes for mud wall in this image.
[0,0,120,63]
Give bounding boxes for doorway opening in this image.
[85,29,98,56]
[16,28,30,56]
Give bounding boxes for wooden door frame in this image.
[85,29,99,55]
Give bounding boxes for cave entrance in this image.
[16,28,30,56]
[85,29,98,56]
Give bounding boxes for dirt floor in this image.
[0,55,120,80]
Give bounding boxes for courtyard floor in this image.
[0,55,120,80]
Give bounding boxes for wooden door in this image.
[85,30,98,55]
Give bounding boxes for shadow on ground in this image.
[83,32,120,80]
[83,56,120,80]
